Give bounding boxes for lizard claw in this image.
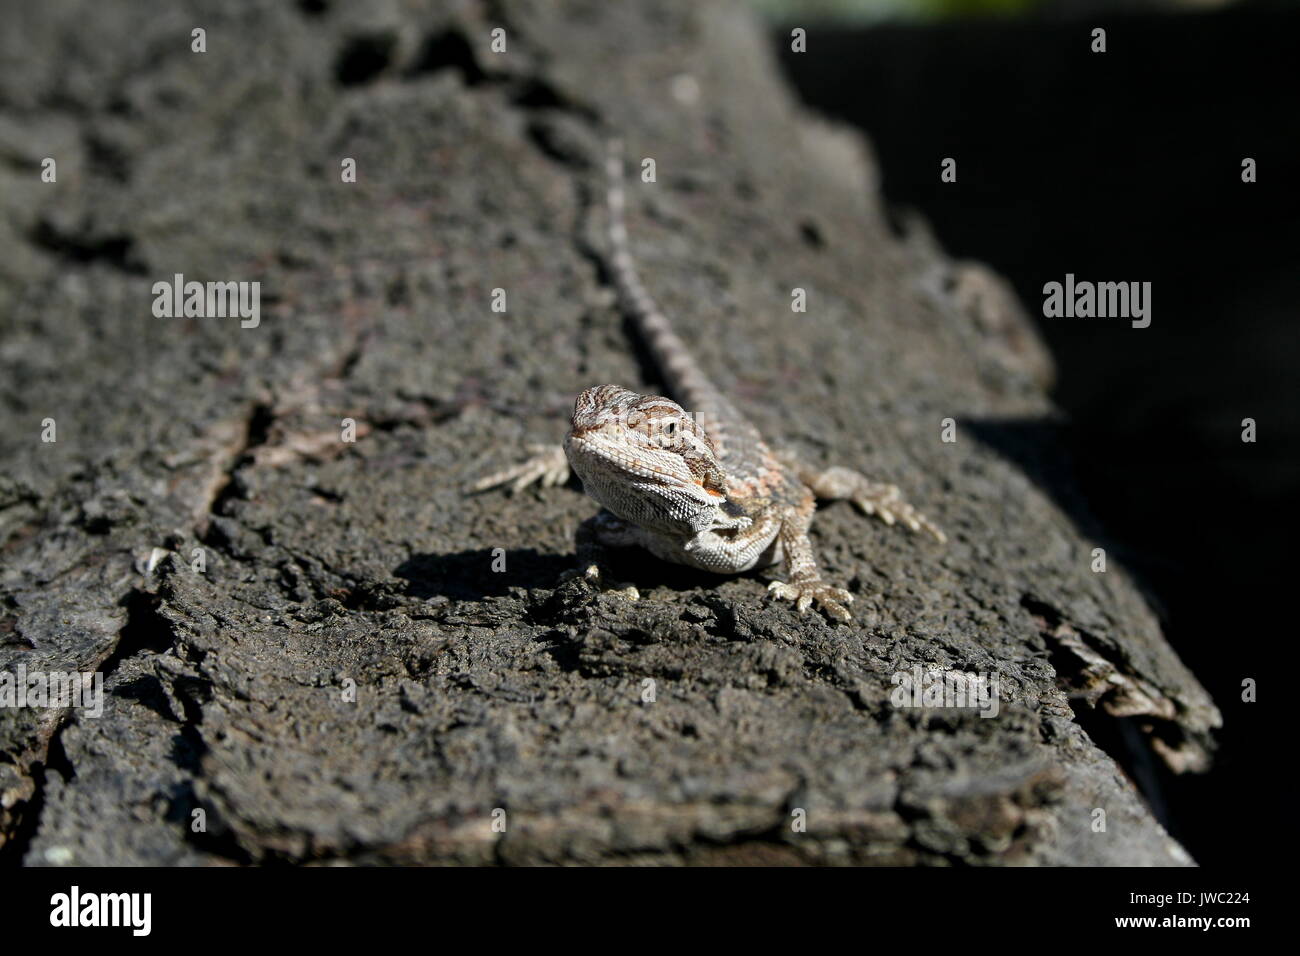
[851,483,947,544]
[470,444,570,494]
[560,563,640,601]
[797,465,946,544]
[767,579,854,623]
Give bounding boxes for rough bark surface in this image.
[0,0,1219,865]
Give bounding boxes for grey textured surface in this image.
[0,0,1218,865]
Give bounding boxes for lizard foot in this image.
[470,443,570,494]
[786,460,947,544]
[813,467,946,543]
[560,563,640,601]
[767,578,854,622]
[850,482,946,544]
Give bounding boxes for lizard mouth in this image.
[566,430,698,490]
[567,422,625,443]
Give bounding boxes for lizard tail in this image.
[604,138,727,415]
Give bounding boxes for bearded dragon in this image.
[473,140,944,621]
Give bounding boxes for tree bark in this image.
[0,0,1218,865]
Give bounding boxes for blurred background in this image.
[759,0,1296,865]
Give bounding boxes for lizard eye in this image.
[663,420,677,435]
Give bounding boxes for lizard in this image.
[472,139,944,622]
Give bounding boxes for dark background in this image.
[776,4,1296,866]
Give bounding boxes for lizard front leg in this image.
[764,496,855,622]
[782,455,946,543]
[470,443,570,494]
[563,510,641,600]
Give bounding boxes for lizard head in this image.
[564,385,749,537]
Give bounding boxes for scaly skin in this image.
[473,140,944,622]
